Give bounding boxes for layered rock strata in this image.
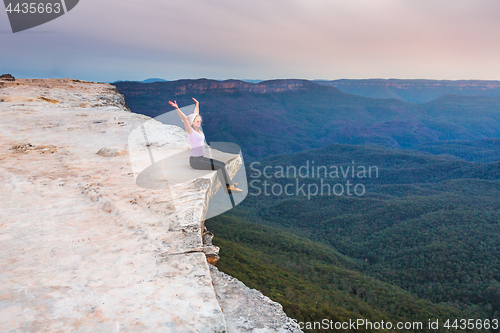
[0,78,301,332]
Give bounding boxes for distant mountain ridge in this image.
[314,79,500,103]
[111,78,169,84]
[114,78,500,161]
[141,78,169,83]
[113,78,316,93]
[150,78,321,94]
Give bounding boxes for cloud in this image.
[2,0,499,80]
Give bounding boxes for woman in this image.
[169,98,242,194]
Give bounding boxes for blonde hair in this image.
[191,115,202,129]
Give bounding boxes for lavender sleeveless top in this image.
[187,130,206,157]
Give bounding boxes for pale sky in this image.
[2,0,500,82]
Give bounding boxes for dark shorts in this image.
[189,156,232,191]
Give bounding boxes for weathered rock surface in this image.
[0,78,302,332]
[210,266,302,333]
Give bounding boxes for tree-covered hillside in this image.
[208,143,500,332]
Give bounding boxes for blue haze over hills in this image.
[314,79,500,103]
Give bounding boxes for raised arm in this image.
[192,97,199,115]
[169,100,193,134]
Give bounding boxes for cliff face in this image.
[141,78,319,95]
[0,78,301,332]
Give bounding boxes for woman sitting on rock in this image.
[169,98,242,194]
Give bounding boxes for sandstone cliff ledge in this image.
[0,78,302,332]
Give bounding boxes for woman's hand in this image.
[169,100,179,109]
[192,97,199,105]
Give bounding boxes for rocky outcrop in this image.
[210,266,302,333]
[0,73,15,81]
[0,78,302,332]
